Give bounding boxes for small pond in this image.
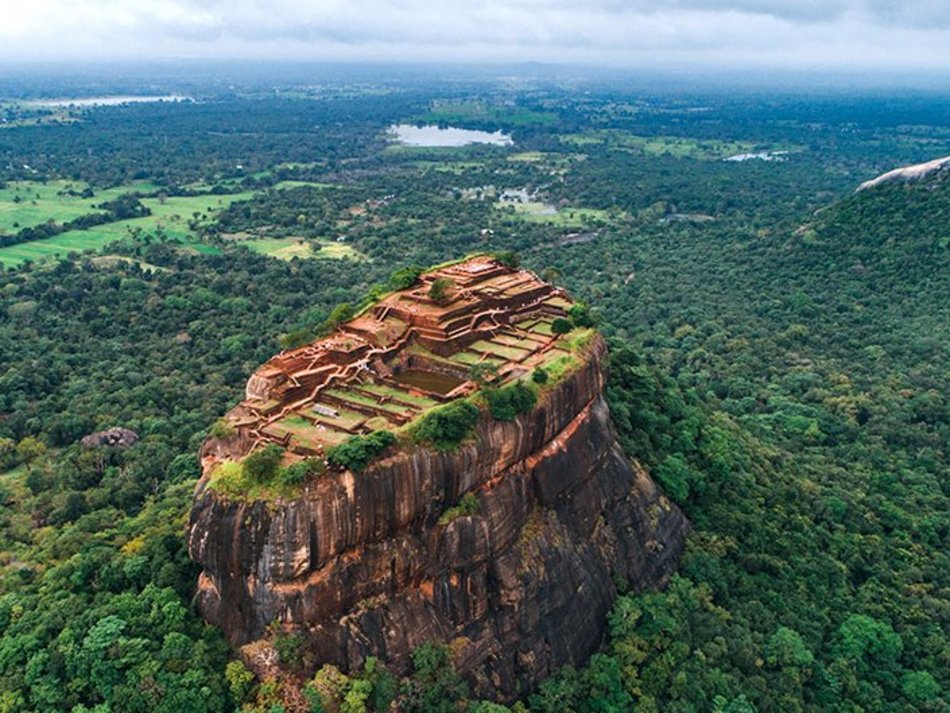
[392,369,466,396]
[389,124,513,147]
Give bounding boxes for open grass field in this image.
[427,161,490,174]
[242,237,366,261]
[0,109,79,129]
[242,238,315,260]
[0,228,135,266]
[559,131,762,159]
[0,179,162,234]
[382,144,477,158]
[417,99,557,126]
[507,151,547,162]
[271,180,336,190]
[0,190,254,267]
[495,200,613,227]
[89,255,167,272]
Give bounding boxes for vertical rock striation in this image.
[188,336,688,700]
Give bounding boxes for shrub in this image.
[225,660,255,705]
[363,657,397,712]
[279,326,316,350]
[532,367,549,384]
[565,328,596,352]
[0,437,14,471]
[98,193,151,220]
[492,250,520,269]
[653,454,702,504]
[326,431,396,472]
[402,642,469,713]
[438,492,480,525]
[552,317,573,335]
[485,382,536,422]
[766,626,814,668]
[317,302,354,336]
[901,671,940,703]
[273,631,304,670]
[569,302,596,328]
[410,400,479,450]
[209,460,246,496]
[389,265,424,290]
[468,362,499,386]
[277,458,325,486]
[309,664,350,711]
[243,444,284,482]
[15,436,46,464]
[428,277,454,304]
[212,451,323,497]
[209,418,235,439]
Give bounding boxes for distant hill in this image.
[795,161,949,377]
[858,154,950,191]
[813,160,949,278]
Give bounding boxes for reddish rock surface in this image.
[188,335,688,700]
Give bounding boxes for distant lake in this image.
[22,95,190,108]
[389,124,513,147]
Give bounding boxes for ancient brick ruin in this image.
[212,256,576,469]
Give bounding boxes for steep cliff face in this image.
[188,337,687,700]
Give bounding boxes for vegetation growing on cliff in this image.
[427,277,454,304]
[407,400,481,451]
[389,265,425,290]
[437,492,481,525]
[209,446,327,499]
[326,431,397,472]
[484,382,537,421]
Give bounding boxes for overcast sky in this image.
[2,0,950,71]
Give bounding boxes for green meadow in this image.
[418,99,557,126]
[241,237,366,261]
[0,180,162,234]
[496,200,614,227]
[559,131,763,159]
[0,190,254,267]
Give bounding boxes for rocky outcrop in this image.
[187,337,687,700]
[858,155,950,191]
[80,427,139,448]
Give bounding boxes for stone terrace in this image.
[219,256,575,463]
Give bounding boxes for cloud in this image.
[1,0,950,71]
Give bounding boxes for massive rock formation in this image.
[188,258,687,700]
[858,155,950,191]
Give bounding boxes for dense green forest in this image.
[0,79,946,712]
